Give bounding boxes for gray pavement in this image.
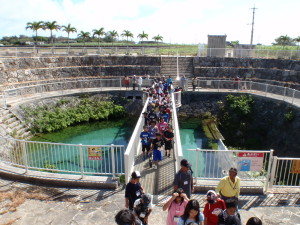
[0,177,299,225]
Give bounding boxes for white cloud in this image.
[0,0,299,45]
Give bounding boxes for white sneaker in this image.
[153,165,157,169]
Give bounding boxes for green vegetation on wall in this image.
[21,96,126,133]
[218,94,255,149]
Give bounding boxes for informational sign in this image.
[88,147,102,160]
[237,152,264,171]
[291,160,300,174]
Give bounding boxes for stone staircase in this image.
[160,56,194,78]
[0,108,32,139]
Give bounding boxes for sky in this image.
[0,0,299,45]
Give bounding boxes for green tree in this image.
[43,21,61,47]
[25,21,44,46]
[294,36,300,50]
[152,34,163,45]
[273,35,293,49]
[230,40,239,47]
[77,31,90,46]
[93,27,105,47]
[137,31,148,43]
[108,30,118,45]
[121,30,133,42]
[62,24,77,47]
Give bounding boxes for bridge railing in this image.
[124,97,149,183]
[171,91,183,172]
[0,135,124,178]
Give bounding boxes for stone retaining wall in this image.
[1,56,300,91]
[179,92,300,157]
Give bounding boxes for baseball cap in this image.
[207,190,217,200]
[180,159,191,168]
[131,171,141,179]
[142,193,152,207]
[229,168,238,174]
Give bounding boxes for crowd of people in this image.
[117,168,262,225]
[115,75,263,225]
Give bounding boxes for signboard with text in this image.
[88,147,102,160]
[237,152,264,172]
[291,160,300,174]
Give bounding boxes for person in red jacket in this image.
[203,190,226,225]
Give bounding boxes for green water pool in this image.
[29,119,135,175]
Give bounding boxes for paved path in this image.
[133,145,176,196]
[0,177,299,225]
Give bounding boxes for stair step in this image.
[4,117,17,125]
[9,121,20,129]
[0,114,12,123]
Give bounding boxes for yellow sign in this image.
[291,160,300,174]
[88,147,102,160]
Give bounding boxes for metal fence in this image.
[182,80,300,107]
[1,46,300,59]
[269,157,300,187]
[185,149,273,191]
[199,48,300,59]
[1,78,154,109]
[0,136,124,177]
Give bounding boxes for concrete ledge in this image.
[0,162,118,189]
[194,179,264,195]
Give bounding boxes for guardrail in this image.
[171,91,183,171]
[199,48,300,59]
[183,80,300,107]
[186,149,273,192]
[124,97,149,183]
[269,156,300,187]
[1,46,299,59]
[0,136,124,177]
[1,78,154,109]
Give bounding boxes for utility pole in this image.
[250,5,258,48]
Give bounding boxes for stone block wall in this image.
[193,57,300,84]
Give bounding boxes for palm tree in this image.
[25,21,44,46]
[275,35,292,49]
[108,30,118,45]
[62,24,77,47]
[121,30,133,42]
[152,34,163,45]
[43,21,61,48]
[294,36,300,50]
[93,28,105,47]
[137,31,148,43]
[77,31,90,46]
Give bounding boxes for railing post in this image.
[218,80,220,92]
[3,92,7,109]
[292,89,295,105]
[283,87,287,101]
[269,155,278,189]
[111,144,116,178]
[195,148,200,184]
[265,84,269,96]
[79,144,84,179]
[119,77,122,90]
[100,79,103,91]
[22,141,28,173]
[265,149,274,192]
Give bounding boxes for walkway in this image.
[133,145,176,196]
